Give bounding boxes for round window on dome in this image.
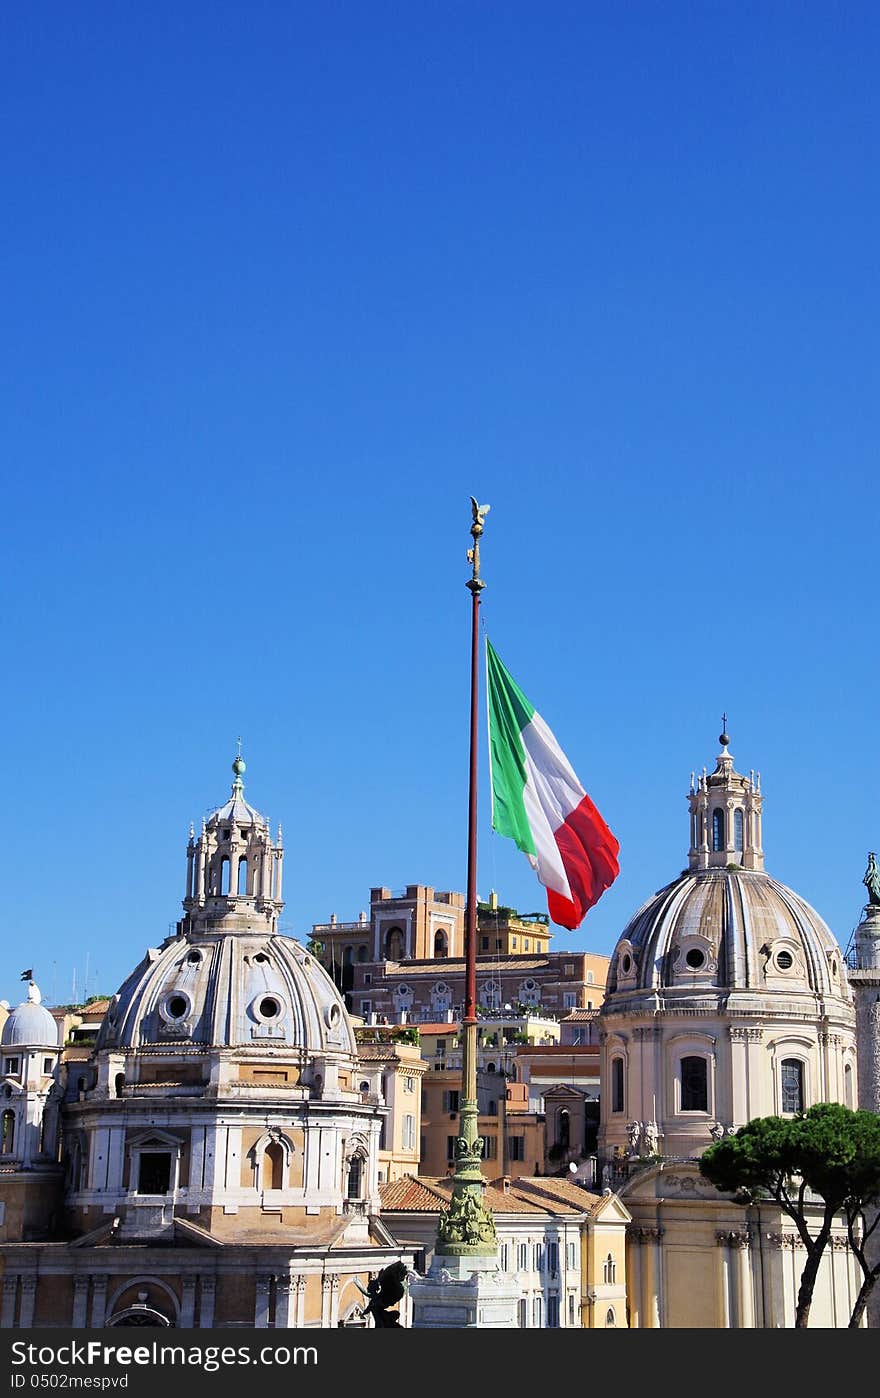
[187,950,203,965]
[685,948,706,970]
[259,996,281,1020]
[776,950,794,971]
[161,991,191,1023]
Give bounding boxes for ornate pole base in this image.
[435,1098,497,1257]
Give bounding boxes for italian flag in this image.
[486,639,620,930]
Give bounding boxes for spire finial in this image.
[719,712,729,747]
[232,739,246,790]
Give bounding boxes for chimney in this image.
[502,1175,511,1193]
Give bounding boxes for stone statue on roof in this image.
[864,852,880,908]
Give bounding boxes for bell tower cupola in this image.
[182,749,284,935]
[687,720,764,872]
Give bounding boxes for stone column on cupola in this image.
[275,826,284,905]
[743,771,764,872]
[259,827,270,900]
[195,820,207,902]
[185,824,195,903]
[688,770,709,870]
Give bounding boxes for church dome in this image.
[2,982,59,1048]
[606,736,851,1007]
[607,867,851,1003]
[96,930,357,1057]
[97,754,356,1060]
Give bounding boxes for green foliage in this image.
[700,1103,880,1209]
[700,1103,880,1327]
[391,1026,420,1045]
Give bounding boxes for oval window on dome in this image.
[324,1003,342,1030]
[621,954,632,975]
[685,948,705,970]
[776,951,794,971]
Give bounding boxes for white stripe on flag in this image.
[520,712,585,902]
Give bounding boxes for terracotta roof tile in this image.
[379,1175,592,1217]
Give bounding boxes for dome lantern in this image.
[688,724,764,872]
[182,751,284,936]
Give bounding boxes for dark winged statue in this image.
[355,1261,408,1328]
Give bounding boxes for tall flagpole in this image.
[435,497,497,1258]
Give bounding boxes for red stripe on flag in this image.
[546,793,620,930]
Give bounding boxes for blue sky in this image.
[2,2,878,1008]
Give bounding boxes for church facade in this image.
[0,758,415,1328]
[597,733,862,1327]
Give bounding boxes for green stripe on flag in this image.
[486,639,537,857]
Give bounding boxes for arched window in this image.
[265,1140,285,1190]
[603,1252,616,1284]
[1,1110,14,1154]
[114,1073,125,1099]
[385,927,404,961]
[557,1109,570,1149]
[734,809,744,852]
[605,1307,616,1328]
[845,1062,854,1108]
[357,945,368,963]
[712,809,725,851]
[220,857,230,896]
[680,1056,709,1112]
[781,1059,804,1114]
[237,857,248,895]
[434,929,448,958]
[343,947,353,967]
[611,1057,625,1114]
[347,1154,364,1199]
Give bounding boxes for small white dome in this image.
[2,983,58,1048]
